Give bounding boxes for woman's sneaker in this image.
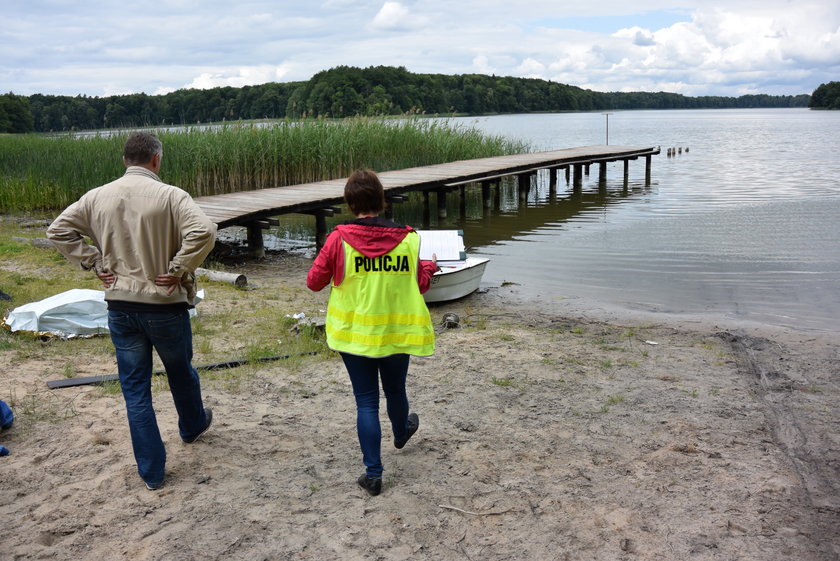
[357,474,382,496]
[394,413,419,449]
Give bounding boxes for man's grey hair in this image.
[123,132,163,166]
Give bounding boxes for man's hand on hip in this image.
[97,272,115,288]
[155,274,182,295]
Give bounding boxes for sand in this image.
[1,258,838,561]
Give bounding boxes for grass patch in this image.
[1,217,334,403]
[6,386,79,424]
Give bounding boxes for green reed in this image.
[0,117,529,211]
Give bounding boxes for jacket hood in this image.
[335,223,412,258]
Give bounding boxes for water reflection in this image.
[396,173,653,250]
[219,169,651,254]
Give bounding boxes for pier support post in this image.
[549,168,558,195]
[623,159,629,187]
[306,208,340,252]
[573,164,583,191]
[598,162,607,187]
[436,189,447,219]
[245,223,266,259]
[422,191,431,227]
[585,164,591,177]
[565,166,571,184]
[517,174,530,204]
[303,207,341,252]
[314,213,327,250]
[481,181,493,209]
[645,155,652,185]
[384,194,407,220]
[459,186,467,219]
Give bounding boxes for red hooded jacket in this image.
[306,217,437,292]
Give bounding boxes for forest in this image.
[0,65,814,133]
[808,81,840,109]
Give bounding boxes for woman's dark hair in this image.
[344,169,387,216]
[123,132,162,166]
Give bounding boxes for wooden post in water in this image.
[385,194,407,220]
[573,164,583,190]
[517,174,530,204]
[245,222,266,258]
[623,159,630,187]
[314,211,328,252]
[599,162,607,187]
[436,188,447,219]
[481,181,493,209]
[459,186,467,219]
[307,207,341,252]
[645,155,652,185]
[565,166,571,184]
[549,168,558,195]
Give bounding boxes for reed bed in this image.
[0,118,529,212]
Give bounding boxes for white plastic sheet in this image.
[5,289,107,337]
[4,289,203,338]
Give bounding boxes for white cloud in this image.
[471,55,496,75]
[371,2,422,30]
[517,57,546,77]
[614,26,657,47]
[183,65,293,90]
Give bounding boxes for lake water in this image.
[258,108,839,334]
[439,109,840,334]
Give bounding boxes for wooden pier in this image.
[194,144,659,255]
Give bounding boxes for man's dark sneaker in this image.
[394,412,419,449]
[145,480,164,491]
[357,474,382,496]
[182,407,213,443]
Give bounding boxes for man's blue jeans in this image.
[340,352,411,479]
[108,309,207,486]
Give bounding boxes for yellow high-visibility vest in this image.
[326,232,434,357]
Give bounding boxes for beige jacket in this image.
[47,166,217,305]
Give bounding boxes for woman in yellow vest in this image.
[307,169,438,496]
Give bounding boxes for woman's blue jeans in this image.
[340,353,411,479]
[108,309,207,486]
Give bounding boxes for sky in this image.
[2,0,839,98]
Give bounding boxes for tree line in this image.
[1,65,815,133]
[808,81,840,109]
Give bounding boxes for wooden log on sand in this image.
[196,268,247,288]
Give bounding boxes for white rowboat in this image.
[423,257,490,303]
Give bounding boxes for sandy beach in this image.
[1,254,838,560]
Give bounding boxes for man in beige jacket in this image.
[47,132,217,490]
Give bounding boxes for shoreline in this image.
[484,279,840,345]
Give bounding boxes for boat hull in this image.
[423,257,490,303]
